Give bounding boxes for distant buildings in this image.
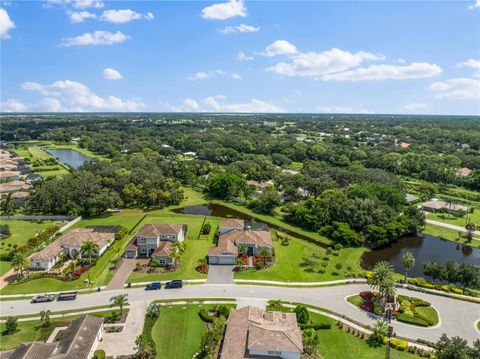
[221,306,303,359]
[0,171,21,181]
[2,315,104,359]
[456,167,472,177]
[421,199,468,213]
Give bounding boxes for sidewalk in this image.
[234,278,367,286]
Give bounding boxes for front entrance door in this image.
[247,246,254,256]
[148,248,155,257]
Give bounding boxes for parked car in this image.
[57,291,78,301]
[145,282,161,291]
[31,294,55,303]
[165,280,183,289]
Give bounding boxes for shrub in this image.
[115,226,128,240]
[4,317,17,335]
[93,350,106,359]
[202,223,211,235]
[294,305,309,325]
[335,263,342,270]
[146,303,160,318]
[389,338,409,351]
[300,322,331,330]
[199,308,215,323]
[216,305,230,319]
[254,261,265,270]
[396,313,429,327]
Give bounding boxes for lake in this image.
[45,148,92,169]
[361,234,480,278]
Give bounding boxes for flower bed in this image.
[196,263,208,274]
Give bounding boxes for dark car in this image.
[57,291,78,301]
[165,280,183,289]
[31,294,55,303]
[145,282,161,291]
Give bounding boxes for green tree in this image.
[302,328,320,356]
[294,305,309,325]
[110,294,128,315]
[207,173,245,199]
[369,261,396,304]
[172,241,187,255]
[11,252,29,277]
[252,187,280,214]
[435,334,470,359]
[368,319,388,347]
[401,251,415,281]
[81,240,99,265]
[4,317,17,335]
[0,193,16,216]
[40,310,51,327]
[238,243,248,255]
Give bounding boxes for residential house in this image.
[247,180,274,193]
[2,315,104,359]
[421,199,469,213]
[405,193,419,203]
[30,228,114,271]
[0,181,32,194]
[220,306,303,359]
[208,219,272,265]
[456,167,473,177]
[11,191,29,208]
[124,224,186,266]
[0,171,21,181]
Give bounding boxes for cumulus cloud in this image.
[315,106,370,114]
[404,103,430,110]
[0,8,15,39]
[261,40,297,57]
[429,77,480,100]
[100,9,154,24]
[220,24,259,34]
[201,0,246,20]
[231,73,242,80]
[1,99,27,112]
[20,79,144,111]
[68,10,96,23]
[457,59,480,77]
[102,68,123,80]
[237,51,253,61]
[62,30,129,46]
[187,69,225,80]
[468,0,480,9]
[161,96,283,113]
[322,62,442,81]
[72,0,104,9]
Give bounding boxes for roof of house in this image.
[136,223,183,238]
[31,228,113,262]
[405,194,419,202]
[0,181,31,194]
[208,230,272,257]
[152,240,173,257]
[456,167,473,177]
[0,171,21,178]
[208,235,239,257]
[220,219,245,229]
[220,306,303,359]
[4,315,103,359]
[11,191,29,199]
[421,199,468,212]
[0,163,18,170]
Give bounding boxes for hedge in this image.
[93,350,106,359]
[198,308,215,323]
[396,313,429,327]
[383,338,409,351]
[300,322,332,330]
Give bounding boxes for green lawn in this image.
[47,143,110,161]
[0,220,55,257]
[422,224,480,248]
[347,294,365,308]
[151,304,235,359]
[0,261,12,276]
[235,232,365,282]
[14,145,70,178]
[426,210,480,228]
[0,309,122,350]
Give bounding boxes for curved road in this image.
[1,283,479,343]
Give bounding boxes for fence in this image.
[0,215,77,220]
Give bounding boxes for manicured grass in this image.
[210,199,332,246]
[235,233,364,282]
[47,143,110,161]
[26,146,52,160]
[422,224,480,248]
[0,220,55,257]
[0,310,122,350]
[151,304,233,359]
[426,210,480,228]
[14,145,70,178]
[71,209,146,232]
[147,187,209,214]
[414,306,439,326]
[347,295,364,308]
[0,261,12,276]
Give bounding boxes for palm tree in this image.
[169,250,180,267]
[11,253,29,277]
[80,240,98,265]
[401,251,415,282]
[110,294,128,315]
[0,194,16,216]
[369,261,396,305]
[259,247,271,260]
[172,241,187,255]
[40,310,51,327]
[238,243,248,255]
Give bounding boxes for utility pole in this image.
[386,325,393,359]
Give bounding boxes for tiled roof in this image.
[152,240,173,257]
[0,181,31,193]
[208,236,239,256]
[0,171,20,178]
[136,223,183,237]
[421,200,468,212]
[220,219,245,229]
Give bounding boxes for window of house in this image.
[140,247,146,253]
[159,259,165,265]
[267,351,282,355]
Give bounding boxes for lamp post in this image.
[386,324,394,359]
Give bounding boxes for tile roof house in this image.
[220,306,303,359]
[456,167,473,177]
[208,220,273,265]
[30,228,114,271]
[0,171,21,181]
[124,223,186,266]
[421,199,469,213]
[0,181,32,194]
[2,315,104,359]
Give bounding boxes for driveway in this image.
[207,265,235,284]
[105,259,147,290]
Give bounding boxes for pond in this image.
[172,203,328,247]
[45,149,92,169]
[361,234,480,278]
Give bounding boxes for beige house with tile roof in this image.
[221,306,303,359]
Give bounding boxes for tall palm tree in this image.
[40,310,51,327]
[80,240,99,265]
[11,253,29,277]
[0,194,16,216]
[172,241,187,255]
[110,294,128,315]
[169,250,180,267]
[370,261,396,304]
[238,243,248,255]
[401,251,415,282]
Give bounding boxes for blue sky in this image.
[1,0,479,114]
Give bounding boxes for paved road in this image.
[426,219,480,237]
[1,284,478,343]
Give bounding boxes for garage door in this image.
[208,256,219,264]
[218,256,236,265]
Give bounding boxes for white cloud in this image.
[0,8,15,39]
[322,62,442,81]
[403,103,430,110]
[468,0,480,9]
[203,96,283,112]
[72,0,104,9]
[102,68,123,80]
[20,79,144,111]
[68,10,96,23]
[231,73,242,80]
[220,24,259,34]
[237,51,253,61]
[429,77,480,100]
[37,98,63,112]
[1,99,27,112]
[187,69,225,80]
[100,9,154,24]
[184,98,200,111]
[268,47,385,78]
[201,0,246,20]
[261,40,297,57]
[62,30,129,46]
[456,59,480,69]
[316,106,370,114]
